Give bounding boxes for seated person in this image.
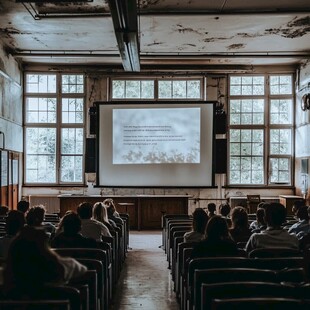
[0,205,9,217]
[288,205,310,236]
[104,198,124,225]
[3,226,87,296]
[51,212,98,249]
[250,207,267,233]
[183,208,209,243]
[93,202,115,234]
[77,202,111,241]
[249,202,268,231]
[0,210,25,258]
[207,203,216,218]
[191,215,239,259]
[245,202,299,253]
[26,205,56,236]
[229,206,252,243]
[219,203,232,228]
[16,200,30,214]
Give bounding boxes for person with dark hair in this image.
[77,202,111,241]
[219,203,232,228]
[207,203,216,218]
[51,212,97,249]
[0,210,25,258]
[0,205,9,217]
[250,207,267,233]
[183,208,209,243]
[291,200,306,218]
[245,202,299,253]
[288,205,310,236]
[191,215,239,259]
[3,226,87,297]
[26,205,56,236]
[229,206,252,243]
[249,202,269,231]
[16,200,30,214]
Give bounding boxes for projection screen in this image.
[96,102,215,187]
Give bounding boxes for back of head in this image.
[0,206,9,216]
[104,198,116,215]
[207,203,216,214]
[231,206,248,229]
[265,202,286,227]
[292,200,306,214]
[26,205,45,226]
[206,215,229,240]
[62,212,82,235]
[4,226,63,290]
[93,202,109,223]
[6,210,26,236]
[256,207,266,225]
[192,208,209,234]
[297,205,309,221]
[219,203,231,217]
[77,202,93,219]
[17,200,30,214]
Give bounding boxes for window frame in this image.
[228,73,295,187]
[109,76,204,101]
[23,72,85,186]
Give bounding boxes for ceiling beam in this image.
[107,0,140,72]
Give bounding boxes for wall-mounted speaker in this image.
[301,158,308,174]
[85,138,96,173]
[215,113,227,134]
[215,139,227,173]
[89,107,97,135]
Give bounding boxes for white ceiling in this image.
[0,0,309,70]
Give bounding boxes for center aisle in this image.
[111,230,180,310]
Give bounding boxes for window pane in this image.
[270,129,292,155]
[141,81,154,98]
[62,75,84,93]
[230,76,264,96]
[269,157,290,183]
[270,99,292,124]
[62,98,84,123]
[230,99,264,125]
[26,74,56,93]
[270,75,292,95]
[60,155,83,182]
[25,128,56,183]
[61,128,84,154]
[173,81,186,98]
[112,80,125,98]
[187,80,201,98]
[26,98,57,123]
[159,80,201,99]
[158,81,172,98]
[229,129,264,185]
[126,80,140,98]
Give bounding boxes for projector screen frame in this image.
[94,100,217,188]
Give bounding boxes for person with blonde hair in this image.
[93,202,115,234]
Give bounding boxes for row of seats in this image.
[0,212,130,310]
[162,214,310,310]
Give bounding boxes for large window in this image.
[229,74,293,186]
[111,78,202,100]
[24,73,85,184]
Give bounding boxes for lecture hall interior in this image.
[0,0,310,309]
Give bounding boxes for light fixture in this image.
[107,0,140,72]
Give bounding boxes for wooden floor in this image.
[111,230,180,310]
